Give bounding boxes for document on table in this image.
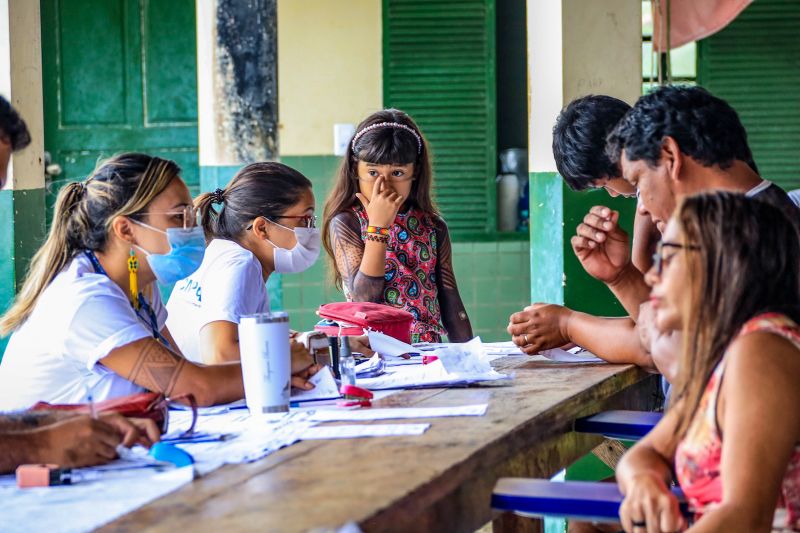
[306,404,488,422]
[165,410,317,475]
[538,346,604,363]
[367,329,418,358]
[299,423,430,440]
[357,359,511,390]
[290,366,341,402]
[0,465,194,533]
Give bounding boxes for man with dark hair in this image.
[0,94,158,473]
[606,85,795,231]
[506,95,661,373]
[0,95,32,188]
[510,85,798,382]
[553,94,635,196]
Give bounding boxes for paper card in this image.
[291,366,341,402]
[299,423,430,440]
[436,337,493,374]
[539,346,604,363]
[367,330,418,358]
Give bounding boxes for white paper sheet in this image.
[306,404,488,422]
[539,346,604,363]
[357,359,510,390]
[436,337,494,374]
[299,423,430,440]
[290,366,341,402]
[165,410,316,475]
[367,329,419,357]
[0,466,194,533]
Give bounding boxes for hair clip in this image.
[351,122,423,154]
[211,188,225,205]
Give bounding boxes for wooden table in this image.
[104,356,660,533]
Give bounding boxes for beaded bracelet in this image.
[366,225,390,236]
[365,233,389,244]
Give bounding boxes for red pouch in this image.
[316,302,413,344]
[31,392,197,436]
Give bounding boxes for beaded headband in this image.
[351,121,422,154]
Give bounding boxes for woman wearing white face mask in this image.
[166,162,330,389]
[0,154,253,409]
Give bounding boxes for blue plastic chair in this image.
[574,410,663,441]
[492,478,690,523]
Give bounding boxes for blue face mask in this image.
[133,222,206,284]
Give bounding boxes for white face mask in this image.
[265,220,321,273]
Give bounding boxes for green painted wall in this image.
[0,188,47,357]
[529,172,637,316]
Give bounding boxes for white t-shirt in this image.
[0,253,167,411]
[166,239,269,363]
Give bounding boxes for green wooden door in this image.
[697,0,800,191]
[40,0,199,221]
[383,0,497,238]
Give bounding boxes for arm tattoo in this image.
[434,218,473,342]
[330,213,385,302]
[127,340,187,396]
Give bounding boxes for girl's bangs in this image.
[355,130,418,166]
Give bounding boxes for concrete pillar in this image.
[0,0,46,347]
[527,0,641,315]
[196,0,278,191]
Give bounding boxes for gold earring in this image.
[128,248,140,310]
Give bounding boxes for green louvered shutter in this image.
[697,0,800,191]
[383,0,497,235]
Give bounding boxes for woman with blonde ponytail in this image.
[0,153,256,409]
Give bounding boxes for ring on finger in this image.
[523,334,530,345]
[632,520,646,528]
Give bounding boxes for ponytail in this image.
[0,153,180,334]
[0,182,85,334]
[196,163,312,243]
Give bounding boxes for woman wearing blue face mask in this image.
[167,162,344,388]
[0,154,261,409]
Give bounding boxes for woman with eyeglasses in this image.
[614,192,800,532]
[0,153,252,409]
[322,109,473,343]
[165,162,331,389]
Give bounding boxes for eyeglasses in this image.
[278,215,317,228]
[136,206,198,228]
[652,241,700,275]
[246,214,317,231]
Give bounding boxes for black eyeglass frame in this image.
[652,241,701,275]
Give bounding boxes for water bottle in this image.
[338,336,356,386]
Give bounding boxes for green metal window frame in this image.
[382,0,526,242]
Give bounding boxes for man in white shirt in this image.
[0,95,158,472]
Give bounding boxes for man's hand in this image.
[571,206,631,283]
[31,414,125,468]
[100,414,161,448]
[508,303,573,355]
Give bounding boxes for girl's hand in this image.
[356,176,404,228]
[619,472,685,533]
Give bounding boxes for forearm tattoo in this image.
[330,213,385,302]
[127,340,187,396]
